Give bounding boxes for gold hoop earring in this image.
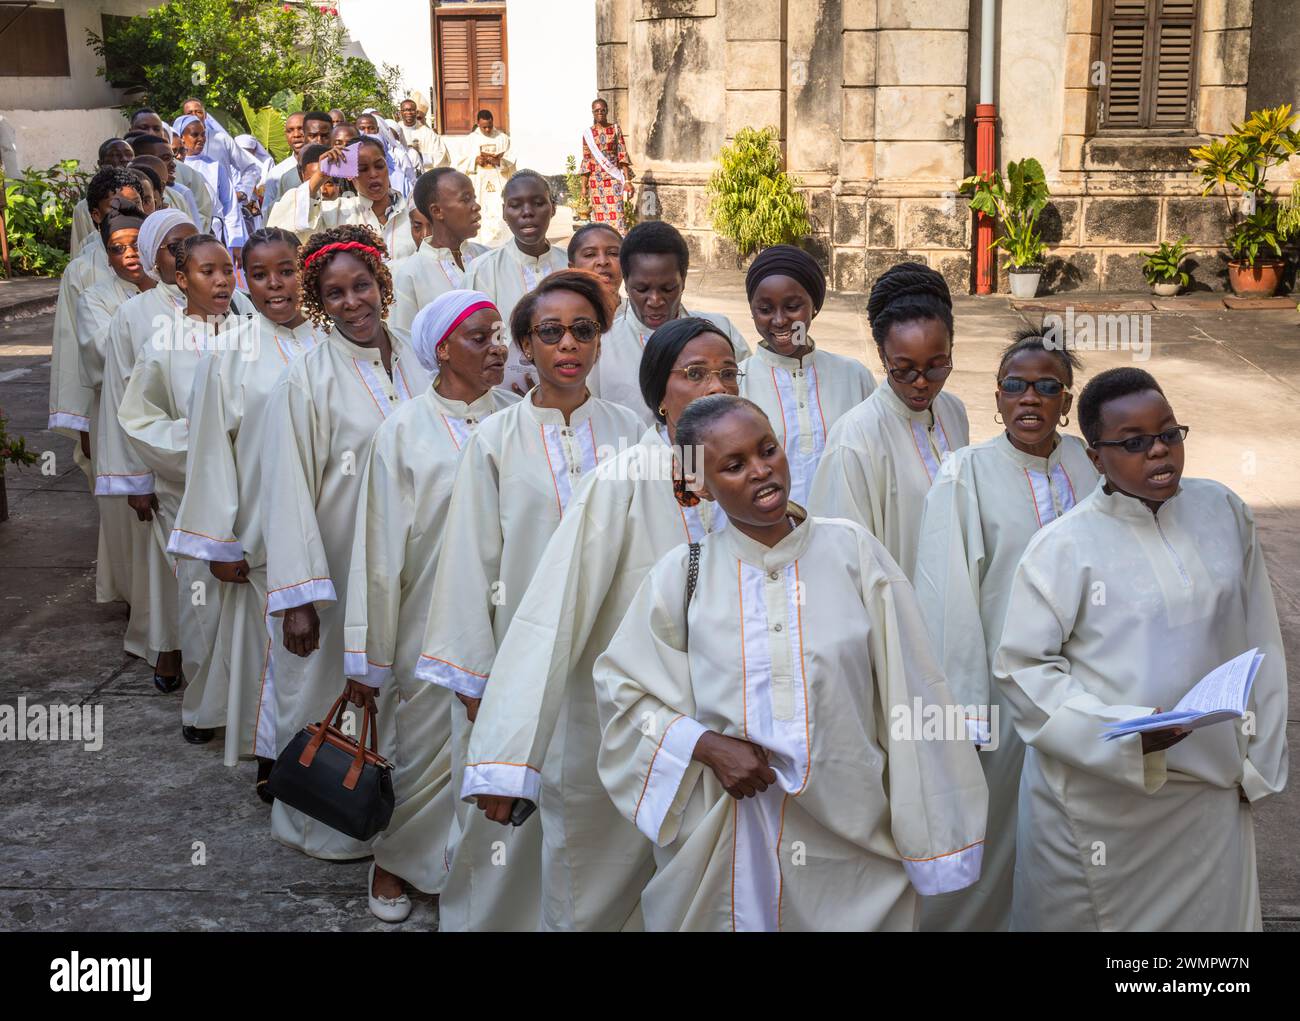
[658,405,666,418]
[1060,414,1069,427]
[994,412,1004,424]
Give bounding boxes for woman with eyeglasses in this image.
[739,245,875,506]
[454,317,740,931]
[992,367,1287,931]
[911,329,1096,932]
[413,269,642,930]
[809,262,968,578]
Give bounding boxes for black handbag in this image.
[267,693,395,841]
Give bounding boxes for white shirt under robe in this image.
[269,182,415,262]
[462,425,726,931]
[589,305,752,427]
[389,240,488,333]
[594,512,988,931]
[166,315,322,763]
[739,342,876,507]
[414,392,644,930]
[912,431,1097,932]
[809,383,969,579]
[461,241,568,394]
[262,326,429,859]
[993,477,1288,932]
[343,382,517,894]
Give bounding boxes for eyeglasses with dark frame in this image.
[998,376,1068,398]
[670,366,745,385]
[884,360,953,384]
[527,318,602,345]
[1091,425,1189,454]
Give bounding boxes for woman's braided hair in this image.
[298,223,393,329]
[173,232,224,275]
[865,261,954,351]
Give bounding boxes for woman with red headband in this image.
[261,225,431,860]
[341,288,519,922]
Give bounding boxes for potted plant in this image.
[1141,236,1191,296]
[959,157,1050,298]
[565,155,590,223]
[1189,105,1300,297]
[707,126,812,256]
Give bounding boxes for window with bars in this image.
[1099,0,1200,133]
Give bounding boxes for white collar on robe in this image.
[327,324,405,363]
[261,315,321,363]
[517,388,599,428]
[1090,475,1185,523]
[717,504,813,569]
[426,379,506,421]
[753,339,818,370]
[993,430,1071,474]
[875,377,944,426]
[500,238,562,271]
[420,238,481,269]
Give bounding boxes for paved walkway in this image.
[1,275,1297,930]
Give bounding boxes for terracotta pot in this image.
[1227,259,1285,297]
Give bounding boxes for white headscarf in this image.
[138,207,193,281]
[410,289,498,373]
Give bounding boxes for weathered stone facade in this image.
[596,0,1300,292]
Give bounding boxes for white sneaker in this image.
[367,862,412,923]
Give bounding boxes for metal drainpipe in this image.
[975,0,997,294]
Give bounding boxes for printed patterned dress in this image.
[581,122,632,232]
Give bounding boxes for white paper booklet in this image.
[1101,648,1263,741]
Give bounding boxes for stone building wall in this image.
[597,0,1300,293]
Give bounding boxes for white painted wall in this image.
[1,108,129,175]
[997,0,1067,179]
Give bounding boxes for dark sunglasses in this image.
[998,376,1068,397]
[885,361,952,384]
[1092,425,1189,454]
[528,319,602,345]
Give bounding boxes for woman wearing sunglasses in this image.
[911,329,1096,932]
[414,269,643,931]
[809,262,968,578]
[992,367,1286,931]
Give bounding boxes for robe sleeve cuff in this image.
[48,411,91,432]
[94,472,154,496]
[965,714,992,745]
[903,840,984,896]
[267,577,337,614]
[414,655,488,699]
[343,649,392,688]
[633,714,708,845]
[167,527,244,562]
[1240,757,1280,804]
[460,762,541,804]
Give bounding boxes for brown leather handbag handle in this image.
[299,694,349,768]
[343,703,375,791]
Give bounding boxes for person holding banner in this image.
[581,99,634,232]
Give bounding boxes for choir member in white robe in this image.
[174,116,248,252]
[590,221,749,424]
[118,235,243,743]
[594,395,987,931]
[739,246,875,507]
[567,222,625,314]
[913,332,1096,932]
[259,112,307,212]
[124,132,208,230]
[75,204,156,653]
[462,317,740,931]
[809,262,968,579]
[397,99,449,170]
[454,112,515,244]
[165,229,322,784]
[270,137,415,262]
[262,225,430,859]
[994,368,1288,931]
[462,171,568,393]
[178,99,264,198]
[389,169,487,333]
[94,209,200,689]
[342,290,517,921]
[414,270,643,930]
[69,139,136,254]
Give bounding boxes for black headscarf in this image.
[745,244,826,313]
[639,316,731,424]
[99,201,148,247]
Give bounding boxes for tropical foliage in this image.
[2,160,89,276]
[1141,236,1191,287]
[959,157,1050,269]
[707,127,811,256]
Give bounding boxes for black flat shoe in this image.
[153,672,182,694]
[256,757,275,805]
[182,725,215,744]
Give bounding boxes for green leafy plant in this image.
[565,155,591,219]
[3,160,89,276]
[241,97,290,162]
[0,409,38,469]
[1141,236,1191,287]
[1189,105,1300,267]
[707,127,812,256]
[959,157,1050,269]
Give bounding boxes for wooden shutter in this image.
[435,10,509,135]
[438,17,474,134]
[0,5,70,77]
[1101,0,1199,131]
[471,17,506,122]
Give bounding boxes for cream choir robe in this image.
[389,240,488,333]
[48,235,112,437]
[75,275,149,625]
[593,513,988,931]
[70,198,94,256]
[343,383,519,894]
[809,383,969,580]
[461,242,569,393]
[992,477,1288,932]
[165,184,202,227]
[462,426,726,931]
[261,155,300,212]
[454,128,515,243]
[589,306,752,426]
[117,312,259,725]
[263,327,430,859]
[414,392,644,930]
[398,122,449,170]
[267,183,415,262]
[912,432,1096,932]
[165,316,323,763]
[739,343,876,507]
